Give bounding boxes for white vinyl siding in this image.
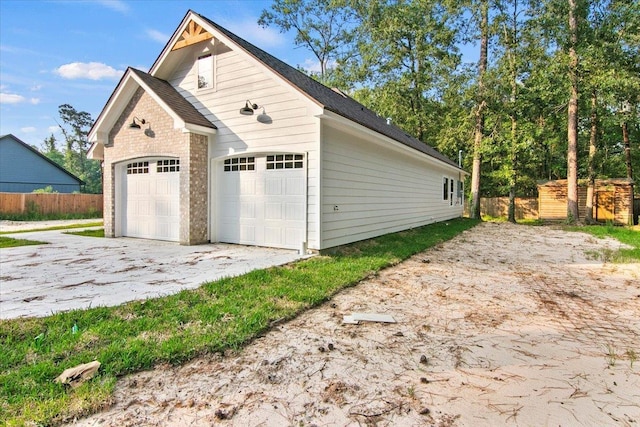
[321,125,463,249]
[168,41,321,249]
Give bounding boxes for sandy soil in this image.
[71,222,640,426]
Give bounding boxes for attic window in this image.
[197,54,213,89]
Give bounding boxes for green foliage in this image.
[259,0,639,204]
[567,224,640,263]
[31,186,58,194]
[0,222,103,235]
[0,236,47,248]
[0,218,479,425]
[258,0,358,85]
[41,105,102,194]
[65,228,105,238]
[0,211,102,221]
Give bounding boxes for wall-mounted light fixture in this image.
[129,117,146,129]
[239,100,259,116]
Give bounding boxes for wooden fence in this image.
[464,197,539,220]
[0,193,103,216]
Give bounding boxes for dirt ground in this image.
[71,222,640,427]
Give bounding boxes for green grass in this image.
[0,236,48,248]
[65,228,105,238]
[0,218,479,426]
[0,222,103,235]
[567,223,640,262]
[0,212,102,221]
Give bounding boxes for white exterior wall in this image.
[320,124,463,249]
[165,40,322,249]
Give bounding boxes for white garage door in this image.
[217,154,306,249]
[122,158,180,241]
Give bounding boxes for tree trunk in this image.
[507,0,518,224]
[585,90,597,224]
[470,0,489,219]
[566,0,579,223]
[622,121,633,179]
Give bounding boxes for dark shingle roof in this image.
[130,68,216,130]
[195,11,460,170]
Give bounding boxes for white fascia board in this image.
[182,123,217,135]
[88,70,137,145]
[149,11,195,77]
[318,110,467,175]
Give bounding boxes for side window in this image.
[197,54,213,90]
[443,177,449,201]
[450,179,455,206]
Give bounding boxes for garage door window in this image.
[127,161,149,174]
[224,157,255,172]
[266,154,304,170]
[157,159,180,173]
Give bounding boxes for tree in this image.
[566,0,580,223]
[41,134,64,167]
[53,104,101,194]
[350,0,461,142]
[469,0,489,220]
[259,0,357,85]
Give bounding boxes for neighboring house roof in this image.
[0,133,84,185]
[128,68,217,130]
[194,11,461,170]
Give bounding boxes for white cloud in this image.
[146,29,169,43]
[30,98,41,105]
[301,58,337,74]
[0,92,25,104]
[55,62,123,80]
[302,58,322,73]
[95,0,129,13]
[224,19,286,49]
[21,127,37,133]
[48,125,62,134]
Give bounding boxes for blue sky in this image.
[0,0,310,149]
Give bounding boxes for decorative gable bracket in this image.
[172,20,213,51]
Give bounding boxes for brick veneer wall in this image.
[104,87,209,244]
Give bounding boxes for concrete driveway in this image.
[0,226,305,319]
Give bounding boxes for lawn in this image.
[0,218,479,426]
[0,222,103,235]
[568,223,640,262]
[0,236,47,248]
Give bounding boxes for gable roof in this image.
[87,66,216,158]
[128,68,216,130]
[0,134,84,185]
[193,11,461,170]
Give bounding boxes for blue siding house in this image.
[0,134,83,193]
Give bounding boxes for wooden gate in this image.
[595,191,615,221]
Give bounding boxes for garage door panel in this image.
[265,202,283,220]
[122,159,180,242]
[265,178,282,195]
[286,177,305,195]
[285,203,305,221]
[217,155,306,250]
